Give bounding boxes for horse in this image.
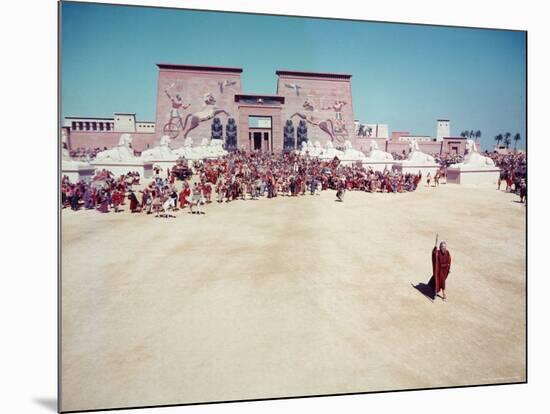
[180,93,230,139]
[288,98,349,145]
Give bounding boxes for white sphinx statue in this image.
[361,139,395,171]
[405,138,435,163]
[95,133,136,162]
[196,138,212,159]
[173,137,199,159]
[299,141,314,156]
[365,139,394,161]
[173,137,227,160]
[62,145,90,168]
[446,139,499,185]
[319,141,344,160]
[61,129,74,161]
[207,139,228,158]
[395,137,438,176]
[91,133,153,179]
[311,141,324,157]
[140,135,178,161]
[455,139,495,168]
[299,141,324,157]
[61,131,95,181]
[62,150,91,170]
[341,140,367,162]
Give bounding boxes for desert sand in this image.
[60,181,526,412]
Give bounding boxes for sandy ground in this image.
[60,181,526,412]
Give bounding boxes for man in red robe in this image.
[112,189,124,213]
[128,190,140,213]
[431,235,452,300]
[179,182,191,209]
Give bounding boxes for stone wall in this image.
[276,71,355,149]
[442,138,469,155]
[64,63,475,157]
[154,64,242,148]
[67,131,157,153]
[387,141,443,156]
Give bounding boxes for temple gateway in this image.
[62,63,471,156]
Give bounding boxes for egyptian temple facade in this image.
[63,63,470,155]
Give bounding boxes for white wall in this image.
[136,122,156,132]
[398,135,434,142]
[114,113,136,132]
[64,118,115,131]
[437,120,451,140]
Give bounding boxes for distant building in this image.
[64,117,115,132]
[391,131,410,141]
[62,113,156,152]
[63,113,155,134]
[61,63,471,156]
[437,119,451,141]
[391,120,451,142]
[396,135,434,142]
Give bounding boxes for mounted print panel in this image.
[60,1,527,412]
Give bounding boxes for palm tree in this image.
[475,130,482,141]
[470,130,475,139]
[513,133,521,150]
[503,132,512,149]
[494,134,503,148]
[460,130,468,138]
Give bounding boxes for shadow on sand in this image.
[411,277,436,302]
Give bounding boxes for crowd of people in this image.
[390,151,464,166]
[489,151,527,203]
[434,153,464,166]
[196,151,424,202]
[61,148,528,215]
[61,151,425,216]
[390,151,408,161]
[391,147,527,203]
[68,146,107,161]
[61,169,142,213]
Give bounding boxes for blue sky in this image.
[60,1,526,150]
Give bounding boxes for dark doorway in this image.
[253,132,262,150]
[264,132,270,151]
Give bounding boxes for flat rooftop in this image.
[276,69,352,79]
[157,63,243,73]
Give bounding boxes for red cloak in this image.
[432,247,452,293]
[129,193,139,211]
[179,188,191,208]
